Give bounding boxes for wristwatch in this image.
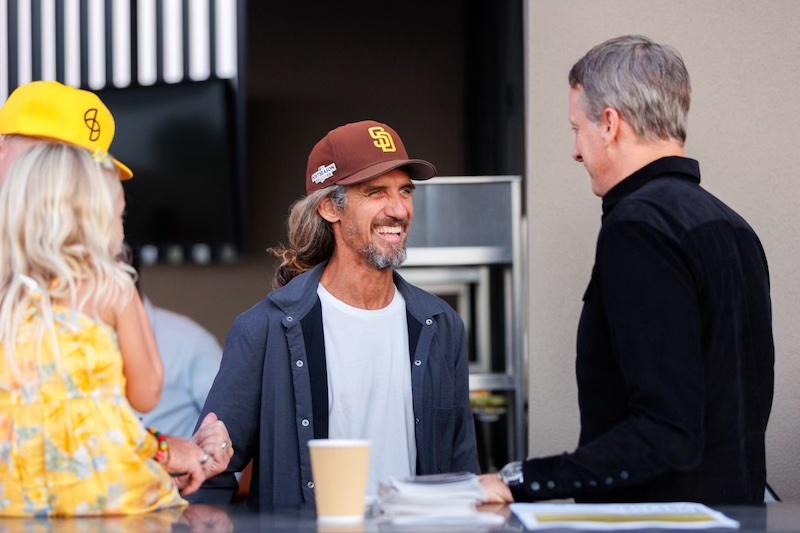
[500,460,525,500]
[500,460,523,487]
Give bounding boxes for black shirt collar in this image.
[602,156,701,216]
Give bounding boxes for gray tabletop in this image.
[0,503,795,532]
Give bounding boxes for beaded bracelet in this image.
[147,427,170,465]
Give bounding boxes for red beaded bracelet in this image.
[147,427,170,465]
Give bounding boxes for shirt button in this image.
[620,470,629,480]
[425,318,433,326]
[589,480,597,487]
[415,418,420,424]
[301,419,309,427]
[605,476,614,486]
[296,360,304,368]
[530,481,541,492]
[546,480,555,489]
[307,481,314,489]
[573,480,582,489]
[286,316,294,322]
[414,360,422,366]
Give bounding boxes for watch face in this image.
[501,461,524,485]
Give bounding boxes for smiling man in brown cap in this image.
[194,120,479,509]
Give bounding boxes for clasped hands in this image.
[163,412,234,495]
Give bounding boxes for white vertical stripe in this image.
[137,0,157,85]
[162,0,182,83]
[214,0,237,78]
[112,0,131,87]
[188,0,210,81]
[17,0,32,85]
[87,0,104,89]
[0,0,7,103]
[40,0,56,80]
[64,0,80,86]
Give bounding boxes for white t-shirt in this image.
[317,283,416,496]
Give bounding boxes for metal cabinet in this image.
[399,176,527,470]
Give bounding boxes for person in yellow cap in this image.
[0,82,234,516]
[0,81,132,183]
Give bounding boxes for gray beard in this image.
[360,242,407,270]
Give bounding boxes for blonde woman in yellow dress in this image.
[0,143,213,516]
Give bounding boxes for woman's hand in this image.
[164,436,207,495]
[192,412,234,479]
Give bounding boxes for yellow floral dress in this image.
[0,305,186,516]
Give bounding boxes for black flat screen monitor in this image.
[97,79,242,263]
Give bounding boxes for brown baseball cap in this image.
[305,120,437,193]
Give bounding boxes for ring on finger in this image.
[199,453,210,466]
[221,441,228,450]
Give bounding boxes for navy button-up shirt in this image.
[191,262,479,509]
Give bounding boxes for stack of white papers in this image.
[510,502,739,530]
[379,473,504,527]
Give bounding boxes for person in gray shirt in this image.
[139,297,222,438]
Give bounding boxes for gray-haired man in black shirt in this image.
[482,35,774,505]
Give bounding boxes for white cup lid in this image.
[308,439,371,448]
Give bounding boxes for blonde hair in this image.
[0,143,134,380]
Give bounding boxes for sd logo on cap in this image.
[305,120,436,194]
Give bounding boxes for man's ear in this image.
[318,197,341,223]
[600,107,621,144]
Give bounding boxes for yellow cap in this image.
[0,81,132,179]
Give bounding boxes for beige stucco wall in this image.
[526,0,800,500]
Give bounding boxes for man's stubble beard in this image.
[344,221,408,271]
[360,241,407,270]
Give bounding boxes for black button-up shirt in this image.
[517,156,774,504]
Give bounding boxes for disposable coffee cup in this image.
[308,439,371,524]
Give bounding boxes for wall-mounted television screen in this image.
[97,79,243,264]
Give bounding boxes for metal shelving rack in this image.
[400,176,527,463]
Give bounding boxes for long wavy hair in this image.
[0,143,134,382]
[269,185,347,288]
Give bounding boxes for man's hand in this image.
[192,412,234,479]
[480,473,515,504]
[164,436,207,495]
